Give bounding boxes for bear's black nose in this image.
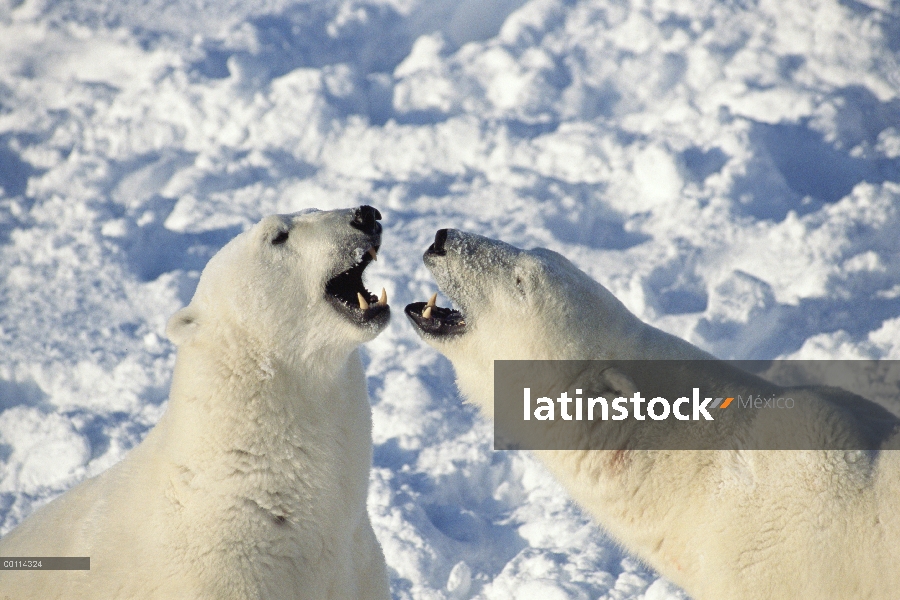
[350,205,382,234]
[428,228,448,256]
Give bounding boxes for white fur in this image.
[413,229,900,600]
[0,209,391,600]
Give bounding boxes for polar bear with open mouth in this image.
[0,206,391,600]
[405,228,900,600]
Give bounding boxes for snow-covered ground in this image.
[1,0,899,597]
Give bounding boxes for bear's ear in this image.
[166,306,200,346]
[576,366,639,400]
[597,367,639,398]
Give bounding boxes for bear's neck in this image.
[157,335,372,493]
[127,335,374,568]
[458,315,717,411]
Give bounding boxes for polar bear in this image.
[404,228,900,600]
[0,206,392,600]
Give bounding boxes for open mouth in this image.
[405,229,466,337]
[325,245,390,325]
[404,292,467,337]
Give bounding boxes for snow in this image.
[1,0,899,597]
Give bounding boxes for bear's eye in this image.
[271,230,290,245]
[515,275,526,296]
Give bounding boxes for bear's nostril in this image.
[350,205,382,234]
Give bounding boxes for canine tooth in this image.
[378,288,387,306]
[368,248,378,261]
[426,292,437,308]
[357,292,369,310]
[422,305,433,319]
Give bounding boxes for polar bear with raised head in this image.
[0,206,392,600]
[405,228,900,600]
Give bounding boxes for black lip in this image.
[325,244,389,326]
[404,301,466,337]
[330,296,390,327]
